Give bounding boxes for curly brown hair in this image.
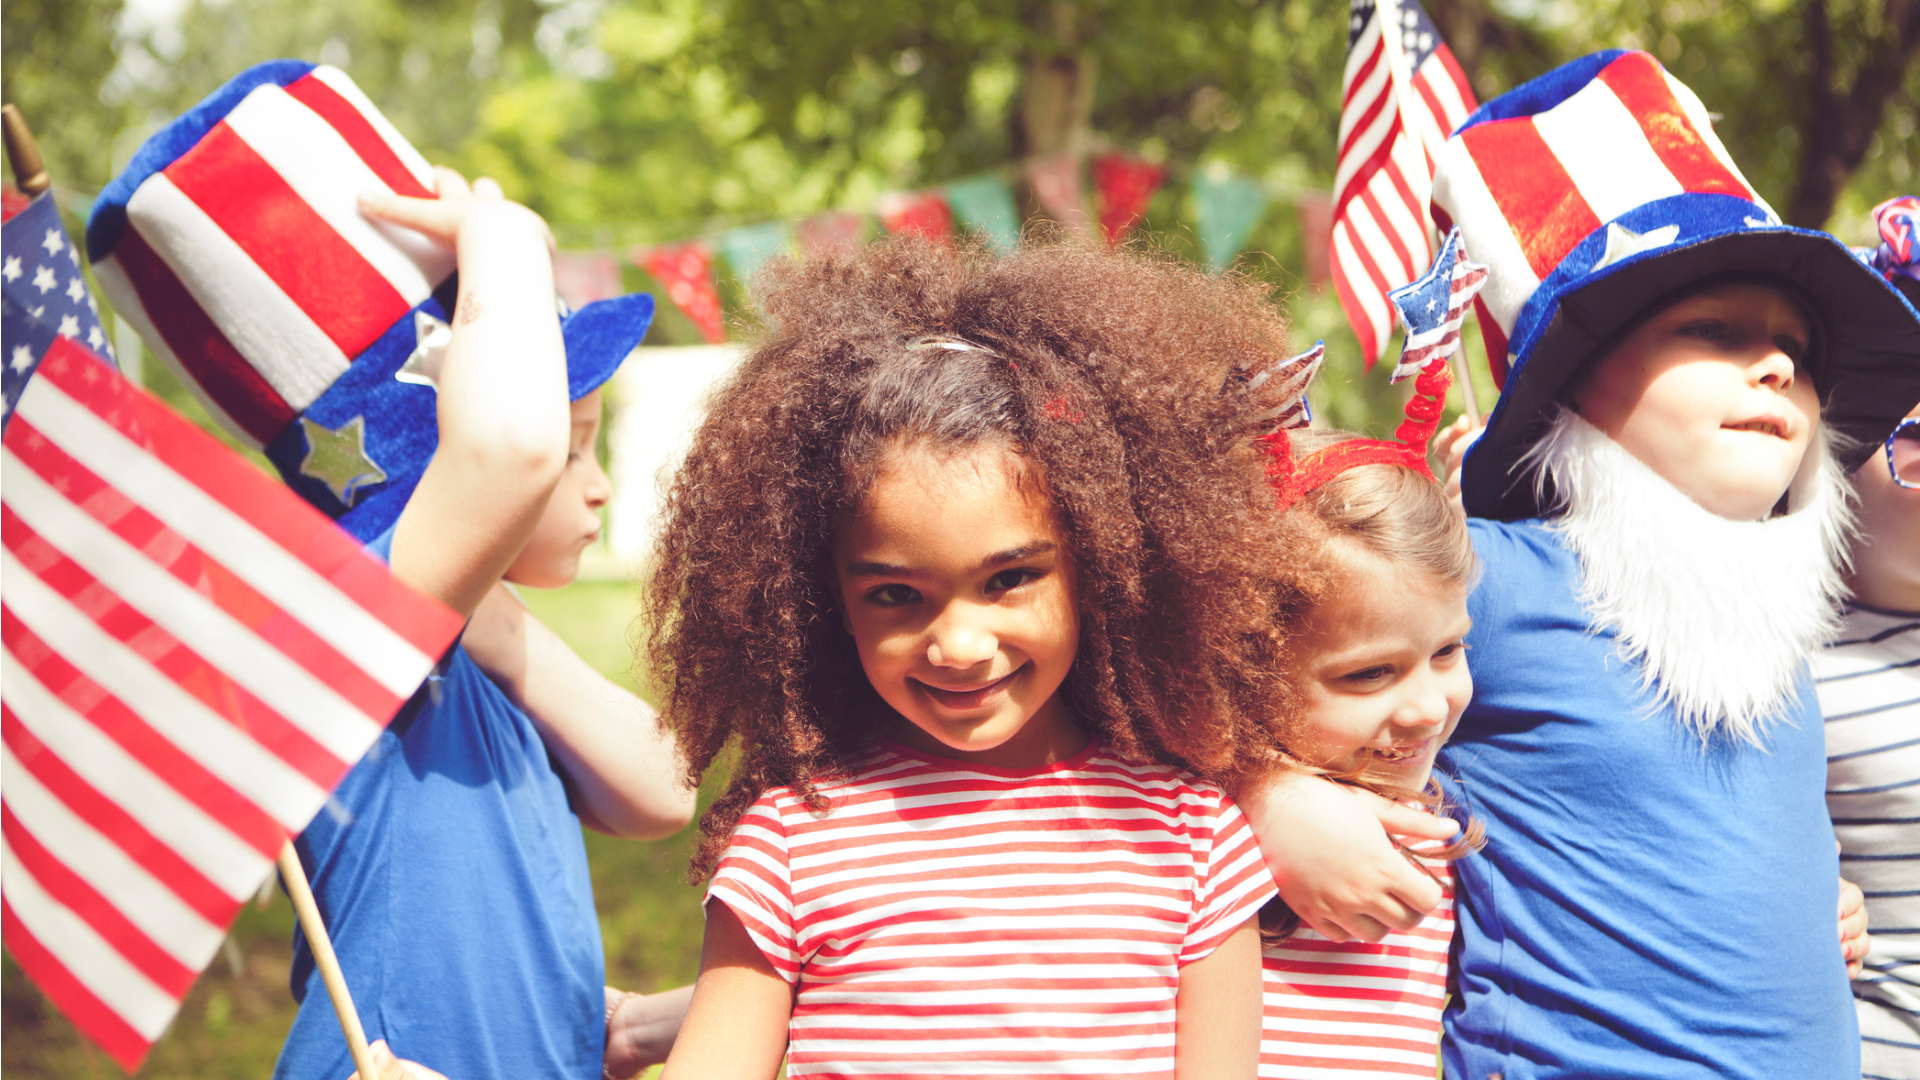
[646,236,1320,879]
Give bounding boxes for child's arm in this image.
[1237,768,1460,942]
[659,903,793,1080]
[1173,916,1263,1080]
[461,583,695,838]
[357,170,569,619]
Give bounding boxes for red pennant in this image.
[1294,192,1333,289]
[797,211,867,260]
[638,241,725,344]
[1024,153,1089,233]
[876,190,953,244]
[552,250,623,309]
[1091,154,1164,245]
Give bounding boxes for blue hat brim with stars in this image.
[271,283,652,543]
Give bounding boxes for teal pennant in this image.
[298,415,387,505]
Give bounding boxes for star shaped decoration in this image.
[11,345,35,373]
[1386,226,1488,383]
[1590,221,1680,273]
[32,265,57,294]
[396,309,452,390]
[65,276,85,303]
[299,415,388,505]
[58,314,80,338]
[3,255,20,282]
[41,228,64,256]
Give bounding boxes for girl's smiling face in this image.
[1292,541,1473,790]
[833,440,1086,769]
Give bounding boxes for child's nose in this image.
[584,456,611,509]
[1749,347,1798,394]
[926,612,997,668]
[1391,677,1452,735]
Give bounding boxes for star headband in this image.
[1267,357,1454,510]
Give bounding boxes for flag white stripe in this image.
[1,456,383,763]
[309,66,439,193]
[223,86,452,305]
[86,257,263,451]
[1657,68,1765,211]
[1,652,268,902]
[1533,80,1681,224]
[1331,223,1394,345]
[0,551,326,829]
[1420,58,1471,128]
[1348,190,1419,281]
[0,834,179,1041]
[1335,84,1398,201]
[1370,157,1431,258]
[124,175,349,413]
[15,373,435,693]
[1338,26,1390,145]
[1,746,228,971]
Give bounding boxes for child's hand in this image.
[1238,770,1459,943]
[605,984,695,1079]
[1434,414,1484,513]
[350,1040,450,1080]
[1840,875,1869,980]
[356,166,554,257]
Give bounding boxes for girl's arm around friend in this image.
[658,902,793,1080]
[1174,915,1264,1080]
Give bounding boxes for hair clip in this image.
[904,334,1004,359]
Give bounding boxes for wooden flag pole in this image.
[278,841,382,1080]
[2,104,52,197]
[1450,349,1482,426]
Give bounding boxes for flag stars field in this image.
[5,256,20,281]
[32,265,55,293]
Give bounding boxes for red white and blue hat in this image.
[1433,49,1920,520]
[86,60,652,541]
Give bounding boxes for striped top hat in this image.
[1432,49,1920,521]
[86,60,652,541]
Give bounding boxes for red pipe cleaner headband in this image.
[1269,357,1453,509]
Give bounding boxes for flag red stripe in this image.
[1337,80,1393,172]
[0,805,200,996]
[1596,53,1751,200]
[1475,295,1511,388]
[1412,74,1452,141]
[0,903,156,1072]
[1434,46,1474,110]
[165,123,409,362]
[1462,119,1599,281]
[1378,157,1428,240]
[1341,35,1387,111]
[107,230,290,445]
[282,74,435,200]
[2,705,243,926]
[29,345,465,658]
[0,621,284,860]
[1336,114,1404,218]
[1,513,348,790]
[1357,186,1418,279]
[5,418,403,721]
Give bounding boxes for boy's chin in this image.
[1670,475,1795,521]
[502,556,581,591]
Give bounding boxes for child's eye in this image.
[986,568,1041,593]
[1773,334,1808,362]
[1680,320,1727,342]
[866,584,921,607]
[1340,665,1394,685]
[1435,642,1469,661]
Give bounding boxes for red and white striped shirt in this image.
[1258,859,1453,1078]
[709,737,1277,1079]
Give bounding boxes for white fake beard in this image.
[1518,409,1854,747]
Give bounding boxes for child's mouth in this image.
[916,668,1022,711]
[1370,740,1431,763]
[1723,419,1784,438]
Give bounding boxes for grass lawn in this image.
[1,579,711,1078]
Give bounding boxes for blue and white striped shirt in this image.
[1824,603,1920,1078]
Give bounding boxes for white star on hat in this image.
[1590,222,1681,273]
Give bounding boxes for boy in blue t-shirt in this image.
[1237,52,1920,1079]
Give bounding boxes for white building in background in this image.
[583,344,747,579]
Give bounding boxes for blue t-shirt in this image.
[1439,518,1856,1080]
[273,529,603,1080]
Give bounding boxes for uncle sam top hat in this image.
[1432,49,1920,521]
[86,60,652,541]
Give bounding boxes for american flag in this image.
[1386,226,1487,383]
[3,192,114,423]
[1331,0,1477,367]
[1,202,462,1068]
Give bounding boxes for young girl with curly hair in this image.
[648,237,1314,1079]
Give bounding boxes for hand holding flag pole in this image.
[2,103,456,1080]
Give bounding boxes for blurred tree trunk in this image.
[1790,0,1920,227]
[1014,1,1096,227]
